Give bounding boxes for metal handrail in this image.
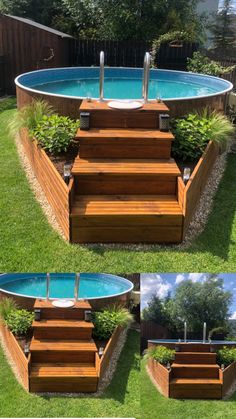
[99,51,104,101]
[46,273,50,300]
[74,273,80,301]
[142,52,150,103]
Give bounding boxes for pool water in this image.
[0,273,133,299]
[32,77,217,100]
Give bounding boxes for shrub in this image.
[92,305,133,340]
[187,52,236,77]
[208,326,228,340]
[146,345,175,366]
[172,110,234,161]
[8,100,53,137]
[0,298,18,320]
[5,309,34,336]
[217,346,236,367]
[32,114,80,154]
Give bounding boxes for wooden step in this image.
[72,158,180,195]
[76,128,174,159]
[170,378,222,399]
[175,352,217,365]
[177,344,212,352]
[30,338,97,363]
[30,363,98,393]
[79,99,169,129]
[33,299,92,320]
[70,195,183,243]
[32,320,94,340]
[171,363,220,379]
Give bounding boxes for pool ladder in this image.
[46,273,80,301]
[99,51,151,102]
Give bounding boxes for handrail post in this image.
[142,52,150,103]
[75,273,80,301]
[46,273,50,301]
[99,51,104,101]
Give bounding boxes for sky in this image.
[219,0,236,12]
[141,273,236,319]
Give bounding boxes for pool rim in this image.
[15,66,233,102]
[0,273,134,301]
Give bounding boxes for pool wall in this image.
[0,274,132,311]
[15,67,232,118]
[148,340,236,351]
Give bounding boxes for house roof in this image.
[4,14,73,38]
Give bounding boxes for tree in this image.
[169,276,232,336]
[210,0,236,58]
[142,294,170,326]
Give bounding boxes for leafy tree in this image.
[169,276,232,336]
[142,294,170,326]
[210,0,236,58]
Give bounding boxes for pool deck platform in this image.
[71,100,183,243]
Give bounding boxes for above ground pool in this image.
[148,339,236,345]
[15,67,233,102]
[0,273,133,300]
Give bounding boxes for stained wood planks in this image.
[0,321,29,390]
[148,359,171,397]
[19,128,71,239]
[99,326,123,379]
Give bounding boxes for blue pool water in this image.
[15,67,233,101]
[0,273,133,299]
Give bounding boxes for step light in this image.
[99,347,104,357]
[80,112,90,130]
[34,309,41,321]
[159,114,170,132]
[24,343,30,356]
[63,163,71,184]
[183,167,191,183]
[84,310,92,322]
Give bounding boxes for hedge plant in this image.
[5,309,34,336]
[92,305,133,340]
[172,110,234,161]
[217,346,236,367]
[32,114,80,154]
[187,52,236,77]
[0,298,18,320]
[147,345,175,366]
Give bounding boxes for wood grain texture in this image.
[19,128,71,239]
[148,359,171,397]
[221,361,236,397]
[169,378,222,399]
[0,321,29,390]
[171,363,220,379]
[99,326,123,380]
[183,141,219,236]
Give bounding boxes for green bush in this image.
[172,110,234,161]
[0,298,18,320]
[217,346,236,367]
[147,345,175,366]
[187,52,236,77]
[208,326,228,340]
[8,100,53,137]
[92,305,133,340]
[5,309,34,336]
[32,114,80,154]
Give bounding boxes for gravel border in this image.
[15,132,228,249]
[0,325,129,397]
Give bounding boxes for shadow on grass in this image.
[42,329,139,404]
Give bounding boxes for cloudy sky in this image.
[219,0,236,11]
[141,273,236,319]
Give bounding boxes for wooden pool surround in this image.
[18,99,219,244]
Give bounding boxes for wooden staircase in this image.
[29,299,99,393]
[170,350,222,399]
[70,100,183,243]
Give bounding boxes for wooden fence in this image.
[71,39,198,70]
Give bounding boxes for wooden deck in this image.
[70,100,183,243]
[29,299,99,393]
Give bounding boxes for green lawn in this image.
[0,329,140,418]
[1,100,236,272]
[141,360,236,419]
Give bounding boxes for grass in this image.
[0,329,140,418]
[1,99,236,272]
[141,360,236,419]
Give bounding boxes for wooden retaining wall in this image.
[99,326,123,380]
[20,128,71,240]
[148,359,171,397]
[179,141,219,238]
[220,361,236,397]
[0,321,29,390]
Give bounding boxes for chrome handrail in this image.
[142,52,150,103]
[99,51,104,101]
[74,273,80,301]
[46,273,50,300]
